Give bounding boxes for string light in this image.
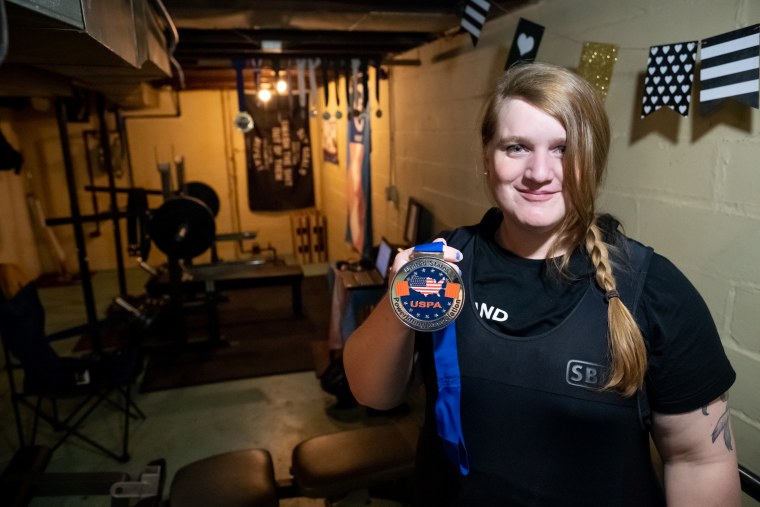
[258,88,272,102]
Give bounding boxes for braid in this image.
[585,222,647,397]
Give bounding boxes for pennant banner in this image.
[699,24,760,114]
[461,0,491,47]
[505,18,545,69]
[641,41,697,118]
[577,42,619,100]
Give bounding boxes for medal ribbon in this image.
[233,58,247,113]
[413,243,470,475]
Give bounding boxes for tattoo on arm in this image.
[701,392,733,451]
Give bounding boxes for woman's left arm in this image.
[651,393,741,506]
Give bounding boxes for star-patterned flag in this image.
[699,24,760,114]
[505,18,545,69]
[460,0,491,47]
[577,42,618,100]
[641,41,698,118]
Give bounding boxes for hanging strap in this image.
[360,59,369,111]
[233,58,247,112]
[322,62,330,107]
[308,59,319,111]
[296,59,307,110]
[350,58,360,114]
[432,322,470,475]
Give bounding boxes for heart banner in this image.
[641,41,698,118]
[505,18,545,69]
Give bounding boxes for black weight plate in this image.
[149,196,216,259]
[184,181,220,217]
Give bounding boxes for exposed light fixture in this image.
[276,78,287,94]
[258,89,272,102]
[261,40,283,51]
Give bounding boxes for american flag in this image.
[409,275,444,296]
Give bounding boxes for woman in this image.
[344,63,739,506]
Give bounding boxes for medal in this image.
[389,242,465,332]
[234,111,254,133]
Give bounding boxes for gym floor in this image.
[0,267,423,506]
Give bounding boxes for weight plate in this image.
[149,196,216,259]
[184,181,220,217]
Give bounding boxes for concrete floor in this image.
[0,267,423,506]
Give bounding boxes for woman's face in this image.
[485,98,568,242]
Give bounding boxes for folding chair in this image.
[0,264,146,463]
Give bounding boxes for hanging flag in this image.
[641,41,698,118]
[505,18,545,69]
[460,0,491,47]
[246,94,314,211]
[699,24,760,114]
[346,76,372,258]
[577,42,618,100]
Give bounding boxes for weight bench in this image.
[146,261,305,344]
[169,422,420,507]
[147,261,304,315]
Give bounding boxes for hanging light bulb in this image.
[276,77,288,94]
[258,88,272,102]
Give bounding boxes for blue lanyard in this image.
[432,323,470,475]
[233,58,247,112]
[414,242,470,475]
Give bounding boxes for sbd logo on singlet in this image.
[566,360,606,389]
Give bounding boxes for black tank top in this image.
[415,213,665,507]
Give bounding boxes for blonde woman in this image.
[344,63,739,506]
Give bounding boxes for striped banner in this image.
[699,24,760,114]
[460,0,491,47]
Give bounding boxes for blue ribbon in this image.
[414,242,444,254]
[432,322,469,475]
[232,58,247,113]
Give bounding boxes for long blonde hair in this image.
[480,63,646,397]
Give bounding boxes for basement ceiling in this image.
[163,0,533,88]
[0,0,533,104]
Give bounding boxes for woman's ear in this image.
[483,154,492,176]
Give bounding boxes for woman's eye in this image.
[506,144,525,154]
[554,145,566,155]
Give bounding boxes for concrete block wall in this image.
[379,0,759,498]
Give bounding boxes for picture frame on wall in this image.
[403,197,423,246]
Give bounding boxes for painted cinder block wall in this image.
[377,0,759,500]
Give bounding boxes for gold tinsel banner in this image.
[577,42,619,100]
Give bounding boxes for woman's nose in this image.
[525,151,554,182]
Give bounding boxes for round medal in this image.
[234,111,254,133]
[389,244,465,332]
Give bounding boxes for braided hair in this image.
[480,63,646,397]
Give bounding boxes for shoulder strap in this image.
[612,238,655,430]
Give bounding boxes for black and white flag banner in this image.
[699,24,760,114]
[460,0,491,47]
